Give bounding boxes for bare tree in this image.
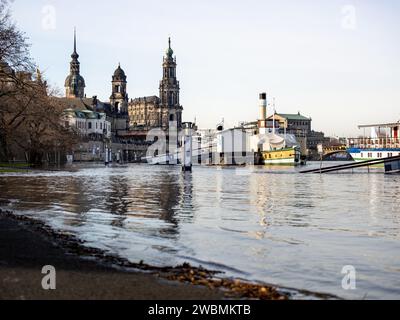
[0,1,77,164]
[0,1,32,68]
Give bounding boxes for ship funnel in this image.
[258,93,267,133]
[259,93,267,121]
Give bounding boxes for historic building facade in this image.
[128,38,183,130]
[61,31,183,163]
[63,31,129,135]
[63,33,183,137]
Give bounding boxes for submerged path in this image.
[0,211,293,300]
[0,214,224,300]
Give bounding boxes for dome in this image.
[166,47,174,58]
[113,64,126,80]
[65,74,86,88]
[71,51,79,60]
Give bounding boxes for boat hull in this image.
[347,148,400,162]
[262,147,301,165]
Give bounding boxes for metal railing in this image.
[347,137,400,149]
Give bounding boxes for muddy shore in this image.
[0,209,293,300]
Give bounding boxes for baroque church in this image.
[128,38,183,130]
[63,30,183,136]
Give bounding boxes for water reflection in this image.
[0,164,399,299]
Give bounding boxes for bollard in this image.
[182,122,194,172]
[105,147,109,166]
[116,150,120,164]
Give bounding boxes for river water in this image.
[0,163,399,299]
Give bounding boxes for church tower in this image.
[110,63,128,114]
[65,29,85,98]
[159,38,183,129]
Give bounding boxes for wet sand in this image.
[0,214,224,300]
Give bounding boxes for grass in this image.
[0,163,31,173]
[0,163,31,168]
[0,168,28,173]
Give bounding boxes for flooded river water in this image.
[0,163,399,299]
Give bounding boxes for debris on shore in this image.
[0,209,289,300]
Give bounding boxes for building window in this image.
[100,123,103,130]
[169,114,174,121]
[88,122,92,129]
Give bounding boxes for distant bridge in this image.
[321,146,351,160]
[322,145,347,155]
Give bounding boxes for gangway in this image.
[300,155,400,174]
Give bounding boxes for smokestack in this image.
[259,93,267,121]
[258,93,267,134]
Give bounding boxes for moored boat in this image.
[347,121,400,161]
[262,146,302,165]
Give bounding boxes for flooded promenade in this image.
[0,163,399,299]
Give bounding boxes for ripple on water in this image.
[1,163,399,299]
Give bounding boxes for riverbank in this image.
[0,210,289,300]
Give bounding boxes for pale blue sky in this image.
[10,0,400,136]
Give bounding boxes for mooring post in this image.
[105,147,109,166]
[318,143,323,174]
[182,122,193,172]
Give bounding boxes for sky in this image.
[9,0,400,136]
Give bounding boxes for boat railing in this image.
[347,137,400,149]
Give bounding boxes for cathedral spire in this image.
[74,27,77,53]
[71,27,79,60]
[65,28,85,98]
[160,37,182,129]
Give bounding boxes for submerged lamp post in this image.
[317,143,323,173]
[182,122,194,172]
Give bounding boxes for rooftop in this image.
[275,113,311,121]
[358,122,400,129]
[54,97,94,111]
[130,96,160,104]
